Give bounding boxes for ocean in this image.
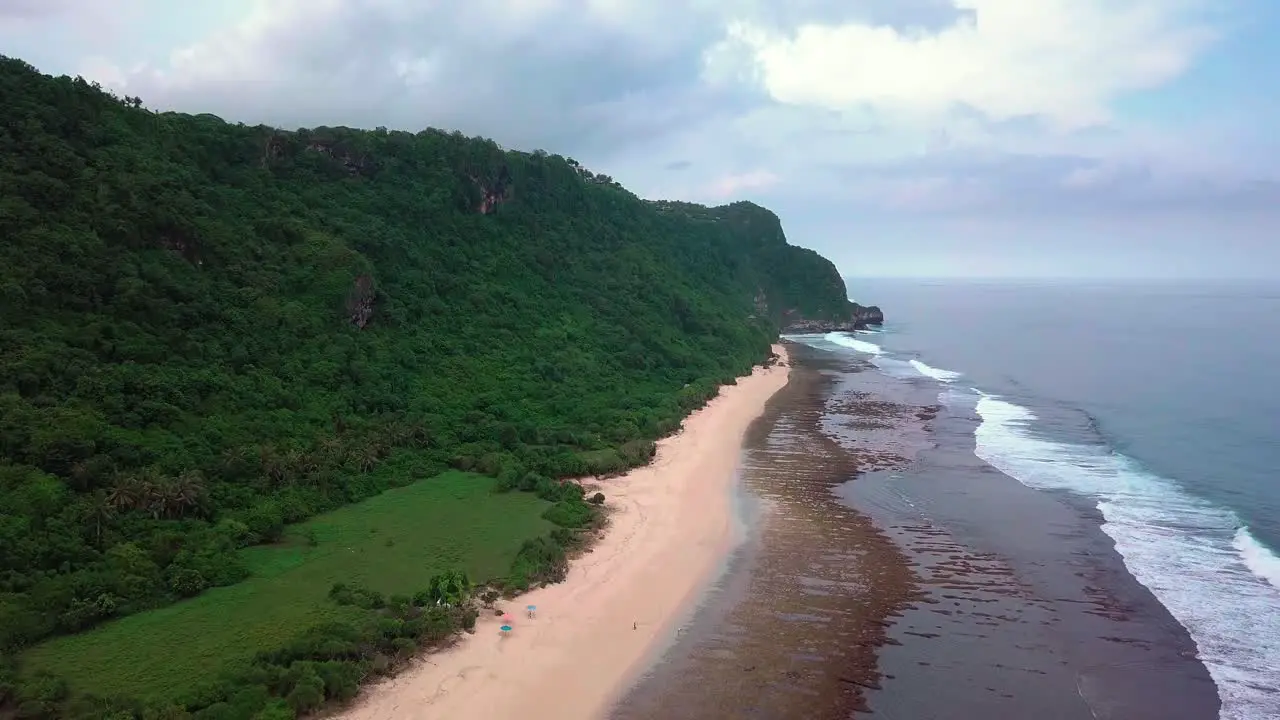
[613,278,1279,720]
[827,278,1280,719]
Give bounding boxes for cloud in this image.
[80,0,736,157]
[707,169,780,198]
[0,0,139,40]
[0,0,89,20]
[707,0,1218,131]
[4,0,1275,277]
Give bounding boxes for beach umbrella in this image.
[500,624,512,635]
[501,613,513,623]
[526,604,537,618]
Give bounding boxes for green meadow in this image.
[21,472,552,703]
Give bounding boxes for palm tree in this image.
[259,445,287,485]
[106,479,139,512]
[83,490,116,548]
[356,446,380,473]
[130,468,167,519]
[69,459,95,492]
[288,449,319,481]
[220,446,251,478]
[171,470,206,518]
[405,424,432,448]
[281,448,305,481]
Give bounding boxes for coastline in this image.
[615,341,1221,719]
[613,343,922,719]
[335,344,791,720]
[821,344,1222,719]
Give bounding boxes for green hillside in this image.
[0,55,858,717]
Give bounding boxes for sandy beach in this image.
[337,344,790,720]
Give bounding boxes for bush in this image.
[0,670,12,708]
[285,668,324,714]
[166,567,209,598]
[507,536,569,590]
[314,661,360,701]
[390,637,416,659]
[589,492,605,505]
[542,500,593,528]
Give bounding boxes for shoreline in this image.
[336,344,791,720]
[613,344,922,719]
[824,348,1222,720]
[616,342,1220,719]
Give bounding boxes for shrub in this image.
[542,500,593,528]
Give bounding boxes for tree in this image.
[169,471,206,518]
[425,570,471,607]
[106,476,144,513]
[0,54,857,668]
[82,490,116,548]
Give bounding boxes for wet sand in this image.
[613,344,923,719]
[614,341,1221,719]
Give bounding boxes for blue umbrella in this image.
[500,624,513,635]
[526,604,537,618]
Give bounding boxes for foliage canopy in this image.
[0,53,855,690]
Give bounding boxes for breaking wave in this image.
[908,359,962,382]
[822,332,882,355]
[974,394,1280,720]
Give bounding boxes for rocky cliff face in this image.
[856,304,884,325]
[345,274,376,328]
[781,303,883,333]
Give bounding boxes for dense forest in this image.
[0,55,863,717]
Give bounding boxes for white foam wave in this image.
[974,395,1280,720]
[1235,527,1280,591]
[909,358,962,382]
[937,388,973,408]
[823,332,882,355]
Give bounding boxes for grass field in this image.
[21,471,554,703]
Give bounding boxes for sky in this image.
[3,0,1279,282]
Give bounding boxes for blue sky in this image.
[2,0,1277,281]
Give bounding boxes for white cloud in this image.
[6,0,1271,231]
[0,0,100,21]
[706,0,1218,130]
[707,169,780,198]
[1061,163,1119,188]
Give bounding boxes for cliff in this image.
[647,199,873,328]
[779,303,884,334]
[0,52,859,663]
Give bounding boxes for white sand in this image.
[337,345,790,720]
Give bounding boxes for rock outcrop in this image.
[306,141,371,176]
[781,303,884,334]
[345,274,376,328]
[472,165,513,214]
[857,304,884,325]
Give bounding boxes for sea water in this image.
[793,278,1280,720]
